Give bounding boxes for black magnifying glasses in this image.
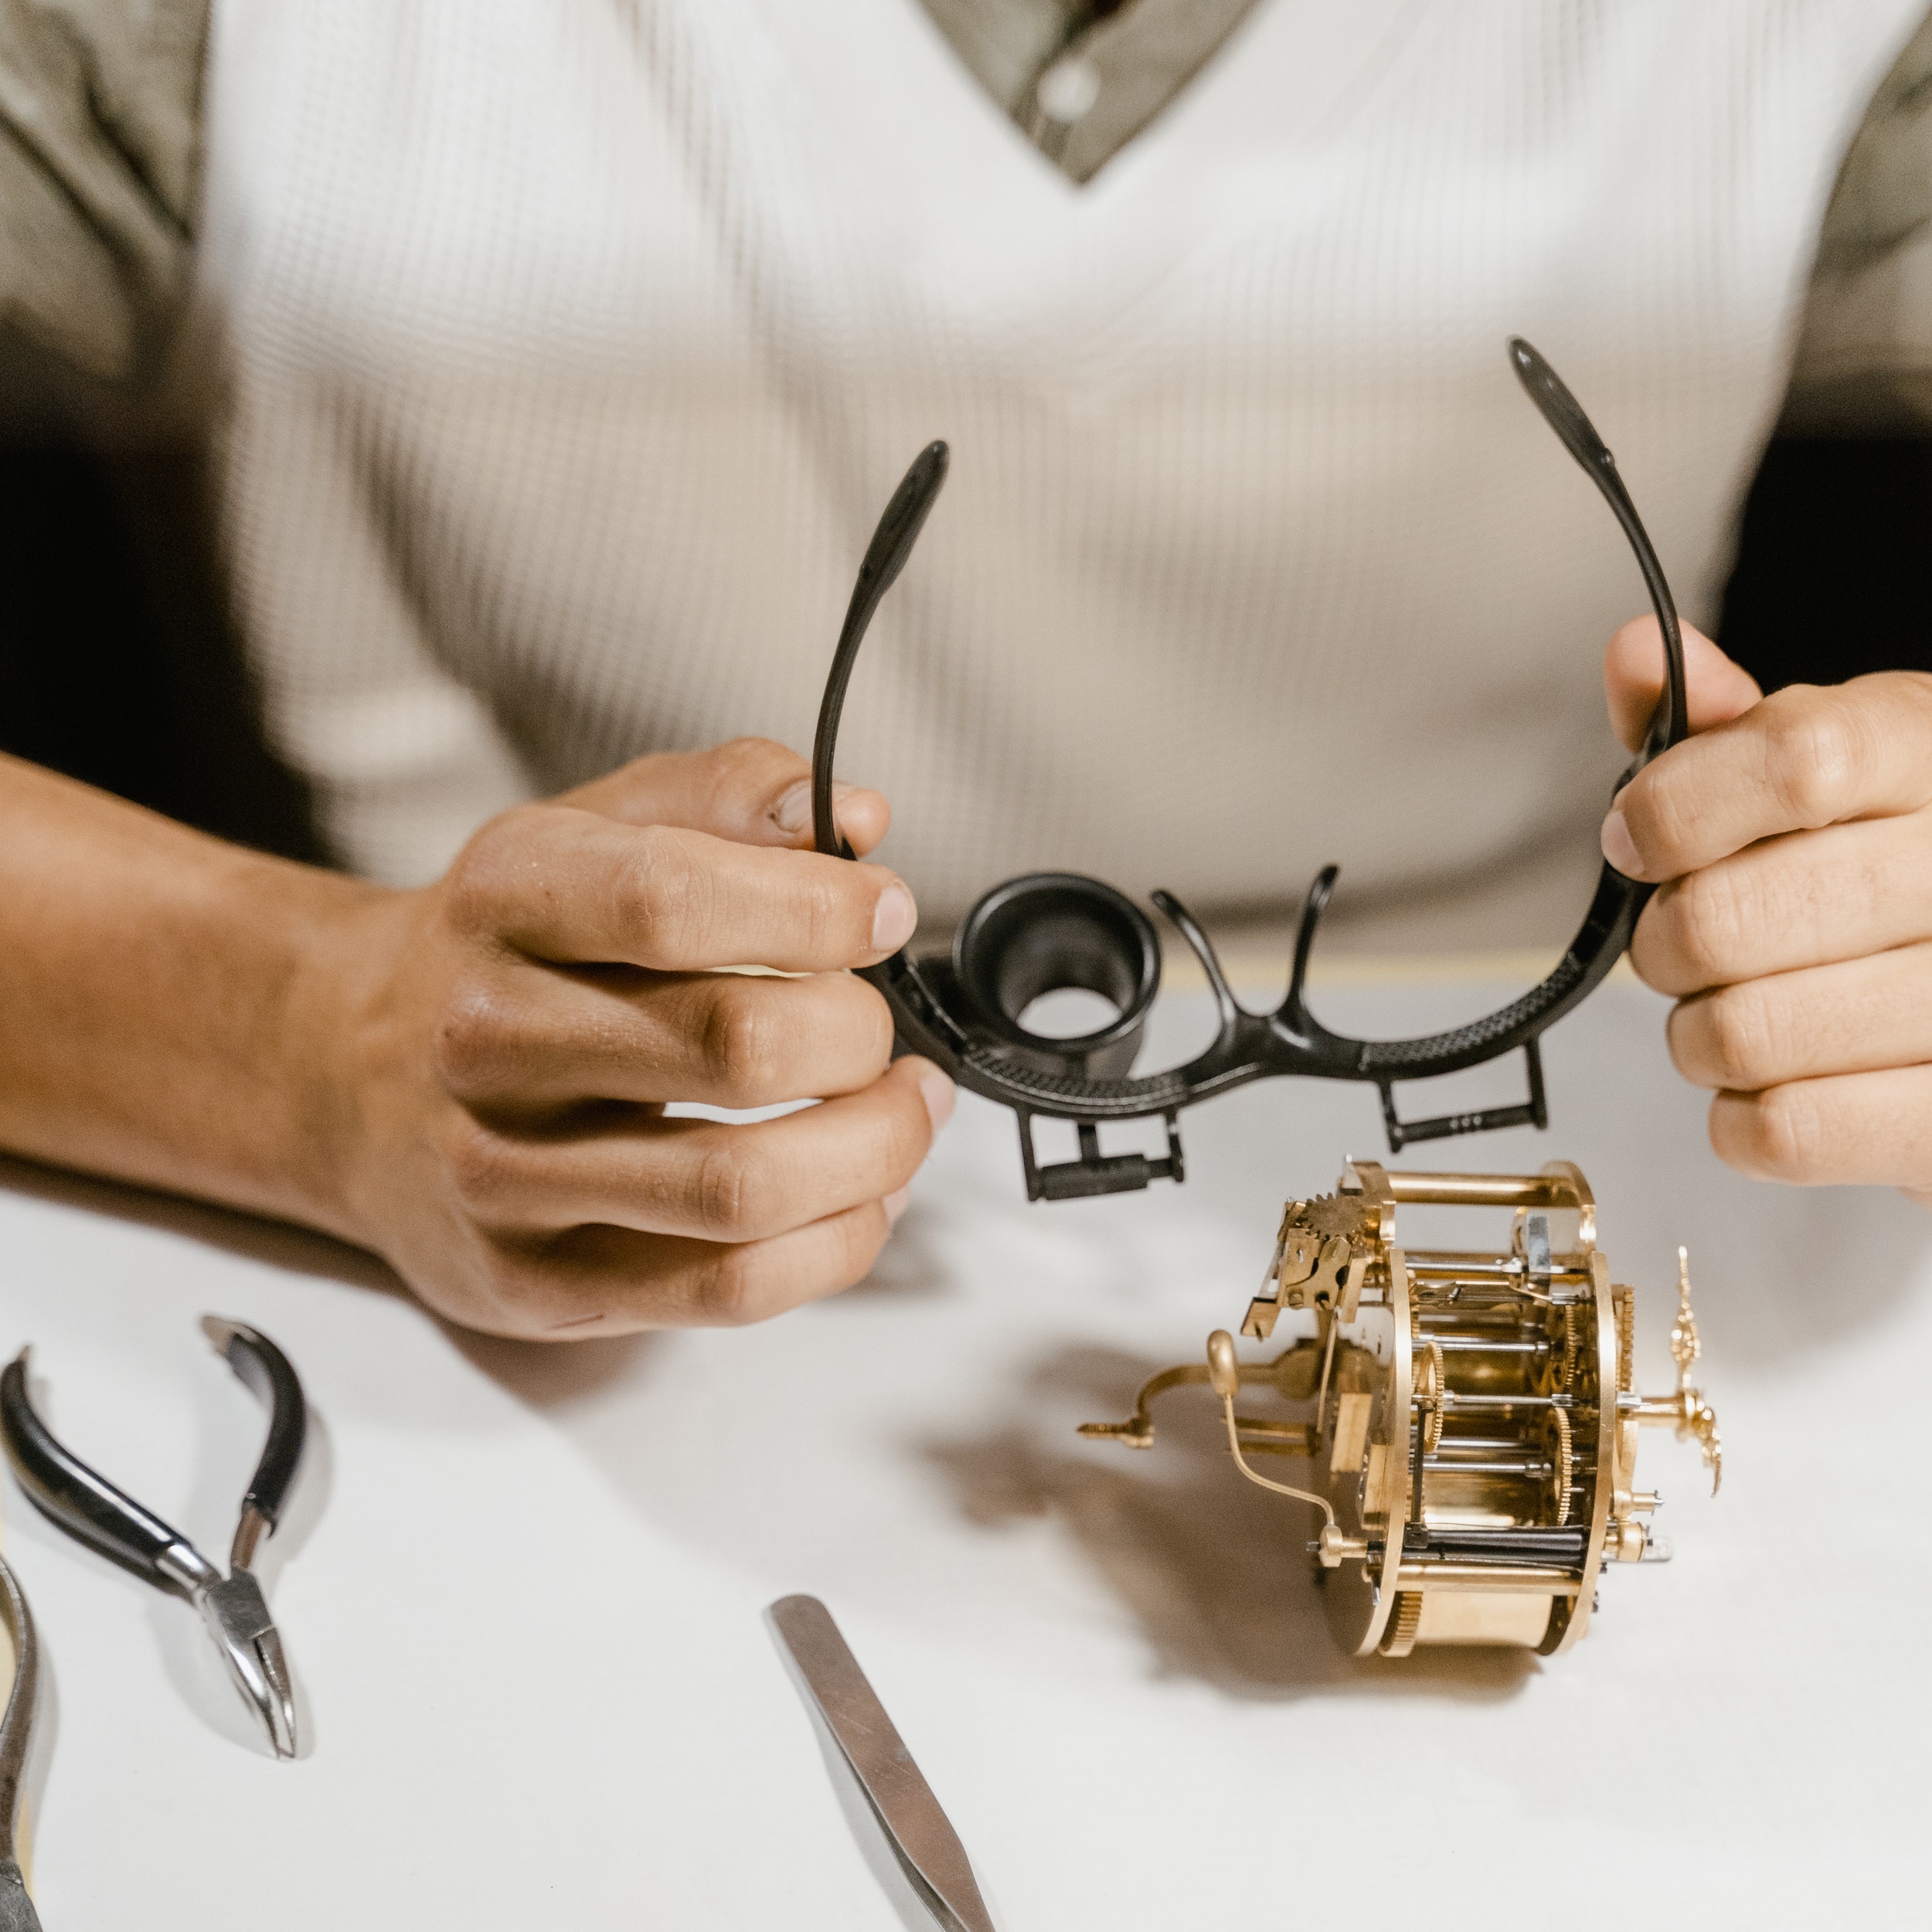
[810,338,1687,1201]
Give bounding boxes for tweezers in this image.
[768,1594,995,1932]
[0,1556,41,1931]
[0,1317,306,1760]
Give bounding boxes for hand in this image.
[1600,617,1932,1199]
[313,739,954,1338]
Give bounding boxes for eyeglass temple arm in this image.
[1507,338,1687,763]
[812,442,951,862]
[1267,342,1691,1083]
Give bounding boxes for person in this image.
[2,1,1930,1339]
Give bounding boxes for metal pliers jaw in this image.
[0,1317,306,1760]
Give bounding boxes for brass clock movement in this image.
[1081,1162,1719,1657]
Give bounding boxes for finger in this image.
[1667,940,1932,1089]
[1629,810,1932,994]
[558,736,891,857]
[438,963,895,1111]
[1708,1063,1932,1189]
[1602,617,1761,753]
[1602,671,1932,882]
[465,1196,907,1338]
[449,1055,954,1242]
[453,804,918,971]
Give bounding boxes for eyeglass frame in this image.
[808,338,1689,1202]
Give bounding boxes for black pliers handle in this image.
[199,1316,306,1572]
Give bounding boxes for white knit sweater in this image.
[197,0,1923,929]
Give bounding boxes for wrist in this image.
[274,877,427,1253]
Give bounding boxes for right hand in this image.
[307,738,953,1340]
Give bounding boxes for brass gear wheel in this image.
[1295,1192,1375,1240]
[1554,1303,1586,1392]
[1380,1591,1425,1658]
[1417,1340,1447,1454]
[1547,1405,1574,1527]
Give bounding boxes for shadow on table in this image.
[0,1151,406,1301]
[926,1342,1535,1706]
[444,1324,665,1403]
[837,1200,958,1304]
[443,1200,958,1410]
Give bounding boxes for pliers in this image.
[0,1318,307,1760]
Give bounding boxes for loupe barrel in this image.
[951,873,1161,1079]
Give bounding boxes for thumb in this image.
[555,736,892,855]
[1602,617,1762,753]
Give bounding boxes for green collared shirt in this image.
[921,0,1267,183]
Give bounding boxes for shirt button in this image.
[1036,55,1102,127]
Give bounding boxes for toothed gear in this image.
[1552,1303,1586,1392]
[1547,1406,1574,1526]
[1381,1591,1425,1657]
[1289,1192,1376,1240]
[1420,1340,1447,1454]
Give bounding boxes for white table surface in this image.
[2,975,1927,1930]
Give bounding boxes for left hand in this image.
[1600,617,1932,1200]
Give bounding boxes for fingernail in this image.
[917,1066,957,1134]
[872,881,917,953]
[1600,807,1642,878]
[772,781,811,835]
[773,778,855,838]
[883,1186,910,1227]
